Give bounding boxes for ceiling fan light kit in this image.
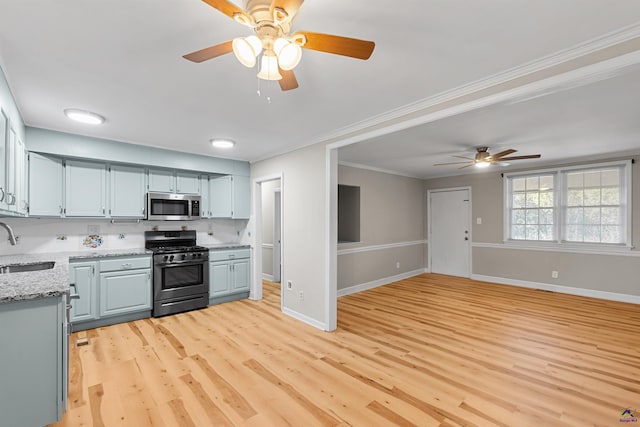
[184,0,375,90]
[434,146,541,170]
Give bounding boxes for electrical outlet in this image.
[477,217,482,225]
[299,291,304,301]
[396,261,400,269]
[287,280,293,290]
[551,271,559,279]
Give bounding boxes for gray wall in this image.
[261,180,279,278]
[337,165,426,291]
[424,155,640,296]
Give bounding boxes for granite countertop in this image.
[202,243,251,250]
[0,249,152,304]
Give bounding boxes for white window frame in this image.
[503,159,633,251]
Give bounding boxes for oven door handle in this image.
[154,260,207,267]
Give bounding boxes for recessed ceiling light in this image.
[210,139,236,149]
[64,109,105,125]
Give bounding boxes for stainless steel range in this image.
[145,230,209,317]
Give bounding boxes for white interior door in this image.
[273,190,282,283]
[429,189,471,277]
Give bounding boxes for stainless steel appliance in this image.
[147,192,201,221]
[145,230,209,317]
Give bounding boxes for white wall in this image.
[0,217,248,255]
[251,143,327,328]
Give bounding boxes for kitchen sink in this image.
[0,261,55,274]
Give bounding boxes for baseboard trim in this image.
[282,307,327,331]
[262,273,274,281]
[471,274,640,305]
[338,268,426,297]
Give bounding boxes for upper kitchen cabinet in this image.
[0,109,8,212]
[147,168,174,193]
[176,171,200,194]
[200,175,210,218]
[28,153,63,217]
[65,159,107,217]
[210,175,250,219]
[148,169,200,194]
[110,164,146,218]
[2,125,28,216]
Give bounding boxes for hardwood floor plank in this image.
[51,275,640,427]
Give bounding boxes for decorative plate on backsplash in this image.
[83,234,104,248]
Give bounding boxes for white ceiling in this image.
[0,1,639,174]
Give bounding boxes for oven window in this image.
[162,264,203,289]
[150,199,189,216]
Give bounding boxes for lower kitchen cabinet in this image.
[69,254,152,330]
[0,296,68,426]
[69,260,98,322]
[209,248,250,304]
[100,269,151,317]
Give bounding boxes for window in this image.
[505,160,631,248]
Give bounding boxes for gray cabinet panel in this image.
[148,168,174,192]
[0,109,6,211]
[0,297,66,426]
[176,171,200,194]
[65,159,107,217]
[210,175,232,218]
[232,175,250,219]
[28,153,63,217]
[110,164,146,217]
[69,261,98,322]
[100,269,151,317]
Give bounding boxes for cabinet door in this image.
[100,269,151,317]
[28,153,63,217]
[176,172,200,194]
[210,261,231,296]
[5,126,16,212]
[110,164,146,217]
[65,160,107,217]
[148,169,175,192]
[210,175,232,218]
[232,175,250,219]
[0,109,6,211]
[200,175,210,218]
[69,262,97,322]
[14,137,27,215]
[231,259,250,291]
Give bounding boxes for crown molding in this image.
[337,161,423,179]
[252,23,640,164]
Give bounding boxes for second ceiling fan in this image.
[434,147,542,169]
[183,0,376,91]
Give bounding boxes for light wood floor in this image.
[50,274,640,427]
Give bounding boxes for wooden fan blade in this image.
[270,0,303,17]
[294,31,375,59]
[453,156,475,161]
[459,164,475,169]
[434,161,473,166]
[279,68,299,91]
[498,155,542,161]
[202,0,247,20]
[183,41,233,63]
[490,149,516,159]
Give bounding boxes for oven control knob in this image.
[169,255,174,261]
[163,255,169,262]
[181,254,186,260]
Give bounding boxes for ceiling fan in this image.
[183,0,376,91]
[434,147,542,169]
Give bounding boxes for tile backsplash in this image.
[0,217,249,255]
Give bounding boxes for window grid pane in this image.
[564,168,623,244]
[509,174,555,241]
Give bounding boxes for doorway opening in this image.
[252,175,283,311]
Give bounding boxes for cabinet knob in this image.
[0,187,4,202]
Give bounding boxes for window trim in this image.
[503,159,633,251]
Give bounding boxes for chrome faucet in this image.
[0,222,17,245]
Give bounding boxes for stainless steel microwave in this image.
[147,192,201,221]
